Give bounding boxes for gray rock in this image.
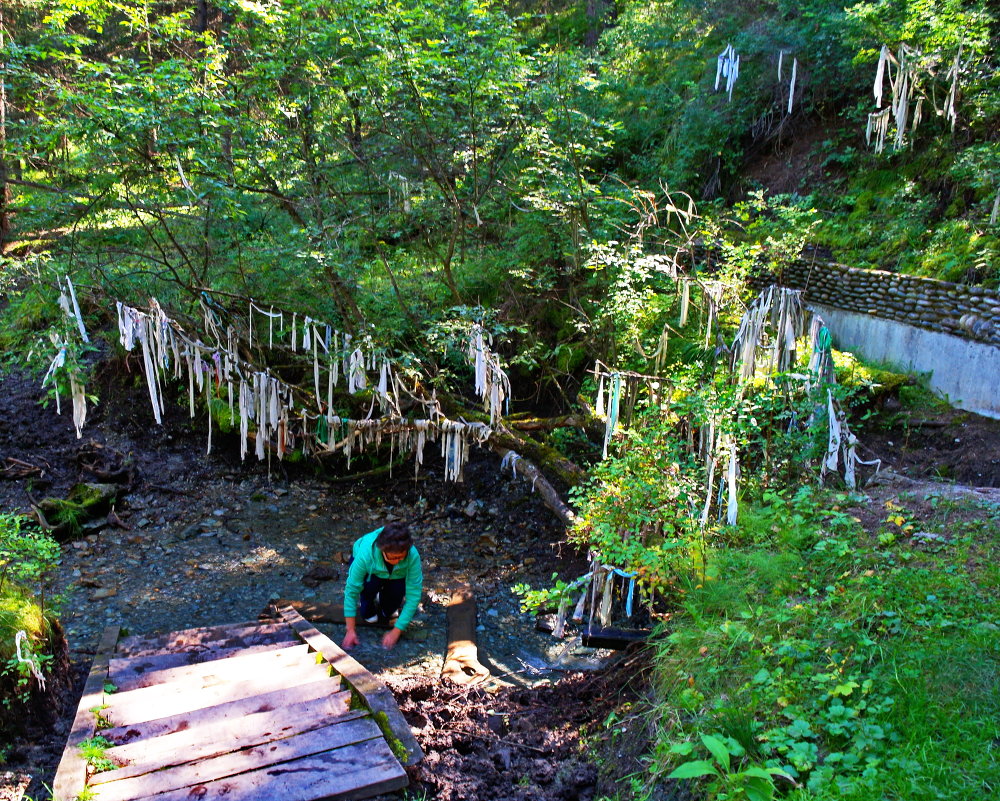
[177,523,201,540]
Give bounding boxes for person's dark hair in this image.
[376,522,413,554]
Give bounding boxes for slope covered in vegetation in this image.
[1,1,998,800]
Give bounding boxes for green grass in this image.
[630,490,1000,801]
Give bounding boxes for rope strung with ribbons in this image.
[111,296,509,481]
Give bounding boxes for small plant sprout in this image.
[669,733,793,800]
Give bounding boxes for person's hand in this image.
[343,629,360,650]
[381,627,402,650]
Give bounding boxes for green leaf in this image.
[668,760,719,780]
[742,766,778,780]
[700,734,731,772]
[744,776,775,801]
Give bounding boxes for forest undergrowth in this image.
[597,481,1000,801]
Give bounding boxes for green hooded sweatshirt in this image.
[343,527,423,631]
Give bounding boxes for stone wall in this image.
[757,261,1000,346]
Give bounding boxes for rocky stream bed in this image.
[0,368,635,801]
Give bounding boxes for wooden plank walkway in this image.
[52,608,420,801]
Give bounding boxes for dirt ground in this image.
[3,360,1000,801]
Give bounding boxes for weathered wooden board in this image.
[51,625,119,801]
[264,598,391,628]
[108,738,407,801]
[278,606,424,766]
[115,620,290,658]
[96,693,362,782]
[109,642,313,691]
[109,633,298,680]
[103,659,332,725]
[581,625,650,650]
[101,677,345,746]
[90,718,385,801]
[56,614,414,801]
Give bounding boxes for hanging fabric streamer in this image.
[824,389,841,473]
[14,631,45,691]
[64,276,90,343]
[726,438,739,525]
[602,372,622,459]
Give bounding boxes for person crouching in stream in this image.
[342,522,423,651]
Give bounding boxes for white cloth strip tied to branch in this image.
[602,371,622,460]
[943,44,962,131]
[250,303,283,349]
[679,279,691,327]
[14,630,45,691]
[348,348,367,394]
[725,436,739,525]
[715,44,740,101]
[788,57,798,115]
[60,276,89,343]
[468,325,511,425]
[41,340,66,411]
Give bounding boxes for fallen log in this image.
[491,446,578,528]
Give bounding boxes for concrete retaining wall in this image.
[747,259,1000,419]
[809,303,1000,419]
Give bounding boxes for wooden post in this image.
[0,4,10,253]
[440,585,491,686]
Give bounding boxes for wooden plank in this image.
[104,660,332,726]
[115,620,288,658]
[109,633,297,680]
[278,606,424,767]
[581,625,650,650]
[90,720,396,801]
[264,598,390,628]
[109,643,313,692]
[51,625,119,801]
[101,678,345,746]
[94,699,366,785]
[127,739,404,801]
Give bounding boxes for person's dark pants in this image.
[358,574,405,622]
